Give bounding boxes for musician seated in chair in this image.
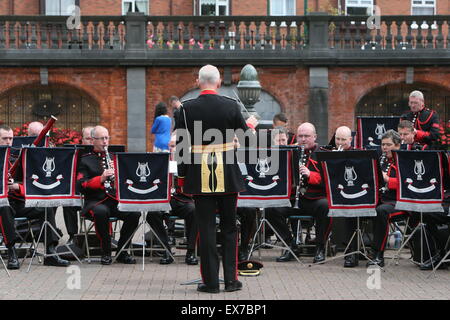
[77,126,140,265]
[398,120,429,150]
[0,125,70,269]
[368,130,408,268]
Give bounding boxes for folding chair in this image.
[14,217,42,265]
[80,214,120,263]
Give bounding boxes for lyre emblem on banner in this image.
[375,123,386,139]
[344,166,357,187]
[42,157,56,177]
[136,162,151,182]
[255,158,270,178]
[414,160,425,181]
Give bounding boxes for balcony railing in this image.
[1,14,450,66]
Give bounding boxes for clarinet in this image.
[103,146,115,191]
[293,145,307,208]
[379,152,392,193]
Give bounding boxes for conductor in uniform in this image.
[176,65,256,293]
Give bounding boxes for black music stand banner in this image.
[394,150,444,213]
[115,152,171,212]
[11,136,49,160]
[237,148,292,208]
[0,147,10,207]
[22,147,81,207]
[317,150,380,217]
[356,116,400,149]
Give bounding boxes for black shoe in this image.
[116,252,136,264]
[276,250,296,262]
[367,251,384,267]
[420,253,447,271]
[344,254,359,268]
[224,280,243,292]
[44,255,71,267]
[313,245,325,264]
[7,247,20,270]
[101,255,113,265]
[185,251,198,265]
[197,283,220,294]
[160,251,174,265]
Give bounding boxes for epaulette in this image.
[222,95,238,102]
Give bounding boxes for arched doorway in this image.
[180,85,282,121]
[0,84,100,131]
[355,82,450,122]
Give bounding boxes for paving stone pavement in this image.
[0,211,449,301]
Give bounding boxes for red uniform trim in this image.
[199,90,217,95]
[82,176,104,190]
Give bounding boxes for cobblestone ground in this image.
[0,211,448,301]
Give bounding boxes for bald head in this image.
[198,65,221,89]
[82,126,95,145]
[335,126,353,150]
[297,122,317,149]
[91,125,110,152]
[28,121,44,136]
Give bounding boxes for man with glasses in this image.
[76,126,140,265]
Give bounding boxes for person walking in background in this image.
[151,102,172,152]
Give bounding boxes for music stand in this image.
[238,147,302,264]
[27,207,83,272]
[310,150,382,268]
[388,150,445,277]
[247,207,303,264]
[113,211,175,271]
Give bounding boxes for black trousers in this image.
[146,211,171,249]
[169,198,198,251]
[371,203,407,252]
[265,198,332,246]
[193,193,239,288]
[1,200,60,247]
[63,206,80,236]
[0,206,17,248]
[265,206,293,244]
[84,198,140,255]
[236,207,256,249]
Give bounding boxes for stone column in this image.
[309,67,329,145]
[127,67,147,152]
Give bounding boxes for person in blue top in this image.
[151,102,172,152]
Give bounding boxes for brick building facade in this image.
[0,1,449,151]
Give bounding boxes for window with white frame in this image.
[45,0,75,15]
[270,0,295,15]
[199,0,229,16]
[345,0,373,15]
[122,0,149,15]
[412,0,435,15]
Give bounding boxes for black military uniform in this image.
[367,155,407,267]
[176,90,248,292]
[76,151,140,265]
[401,108,440,146]
[0,157,69,268]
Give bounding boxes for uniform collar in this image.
[200,89,218,96]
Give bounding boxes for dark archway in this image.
[355,82,450,123]
[0,83,100,131]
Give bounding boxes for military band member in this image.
[292,123,333,263]
[176,65,255,293]
[401,90,440,146]
[0,125,70,269]
[398,120,428,150]
[76,126,140,265]
[368,130,408,268]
